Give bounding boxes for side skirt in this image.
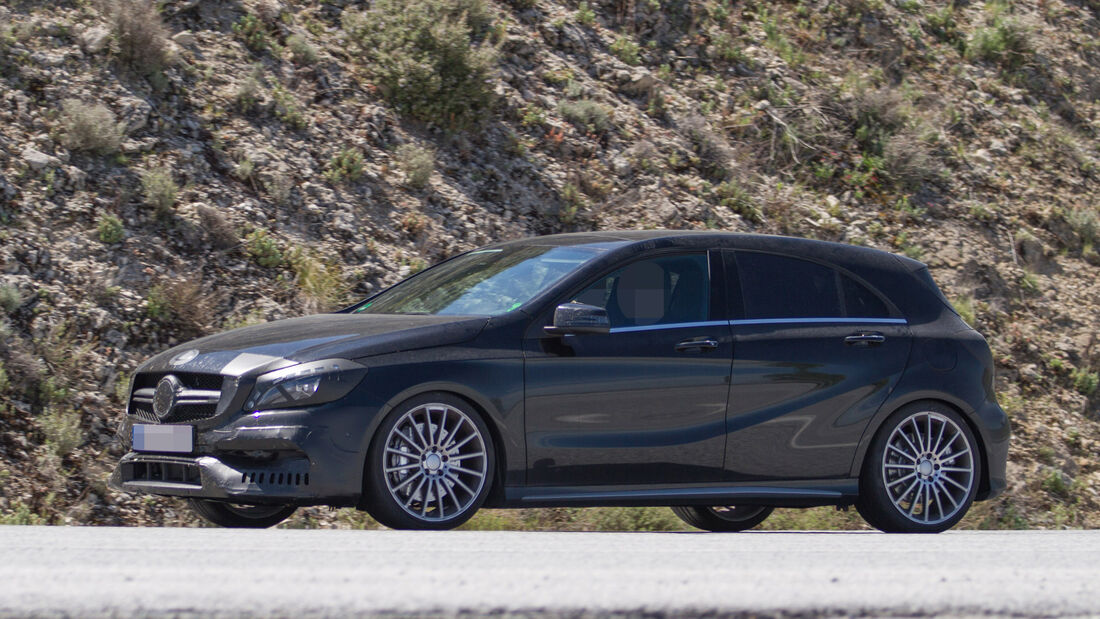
[496,479,859,508]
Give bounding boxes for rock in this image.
[171,30,197,48]
[21,146,53,170]
[119,98,153,134]
[970,149,993,166]
[825,195,840,210]
[988,139,1009,157]
[611,156,632,177]
[619,69,658,95]
[80,27,111,54]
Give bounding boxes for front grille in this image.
[133,372,224,391]
[128,372,225,423]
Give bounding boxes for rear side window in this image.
[735,252,841,319]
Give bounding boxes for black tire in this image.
[671,505,774,532]
[856,401,982,533]
[363,392,495,530]
[187,499,297,528]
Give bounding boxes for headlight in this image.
[245,359,368,411]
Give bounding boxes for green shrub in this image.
[324,148,365,184]
[146,284,170,320]
[715,180,763,223]
[952,295,976,326]
[396,144,435,190]
[271,83,306,129]
[1041,468,1071,498]
[0,500,47,526]
[610,36,641,65]
[233,13,270,52]
[235,65,264,112]
[0,285,20,315]
[0,361,9,393]
[1066,208,1098,249]
[966,17,1033,69]
[575,1,596,26]
[59,100,123,155]
[559,99,612,135]
[246,229,283,268]
[286,34,319,65]
[287,248,346,312]
[38,407,83,458]
[1073,368,1098,396]
[342,0,497,126]
[141,167,178,217]
[97,213,125,244]
[106,0,171,74]
[591,507,683,532]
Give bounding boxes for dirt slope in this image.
[0,0,1097,529]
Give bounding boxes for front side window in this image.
[572,253,710,328]
[356,244,618,316]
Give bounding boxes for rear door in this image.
[723,250,912,481]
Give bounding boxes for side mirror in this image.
[544,303,610,336]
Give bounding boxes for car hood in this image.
[137,313,489,377]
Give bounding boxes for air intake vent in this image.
[241,471,310,486]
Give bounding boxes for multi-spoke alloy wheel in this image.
[364,393,494,530]
[858,402,981,533]
[671,505,774,532]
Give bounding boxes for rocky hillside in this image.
[0,0,1097,530]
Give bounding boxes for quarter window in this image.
[841,274,889,318]
[573,254,710,328]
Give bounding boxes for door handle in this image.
[844,332,886,346]
[675,338,719,352]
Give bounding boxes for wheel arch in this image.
[356,382,511,509]
[850,393,991,500]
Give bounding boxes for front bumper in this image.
[109,404,375,507]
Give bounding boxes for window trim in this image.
[603,316,908,335]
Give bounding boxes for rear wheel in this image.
[856,401,980,533]
[363,393,495,530]
[671,505,774,532]
[188,499,297,528]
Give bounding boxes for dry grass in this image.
[59,100,123,155]
[104,0,171,74]
[195,204,238,250]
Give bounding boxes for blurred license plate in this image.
[133,424,193,453]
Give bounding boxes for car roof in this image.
[492,230,925,273]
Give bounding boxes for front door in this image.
[523,252,732,486]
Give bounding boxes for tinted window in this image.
[357,244,615,316]
[736,252,841,319]
[573,254,710,328]
[841,274,890,318]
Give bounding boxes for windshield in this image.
[355,244,614,316]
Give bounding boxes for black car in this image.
[109,231,1009,533]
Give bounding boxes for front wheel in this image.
[188,499,297,528]
[856,402,981,533]
[363,393,495,530]
[671,505,774,532]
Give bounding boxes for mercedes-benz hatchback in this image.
[110,231,1009,533]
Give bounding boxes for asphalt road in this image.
[0,526,1097,618]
